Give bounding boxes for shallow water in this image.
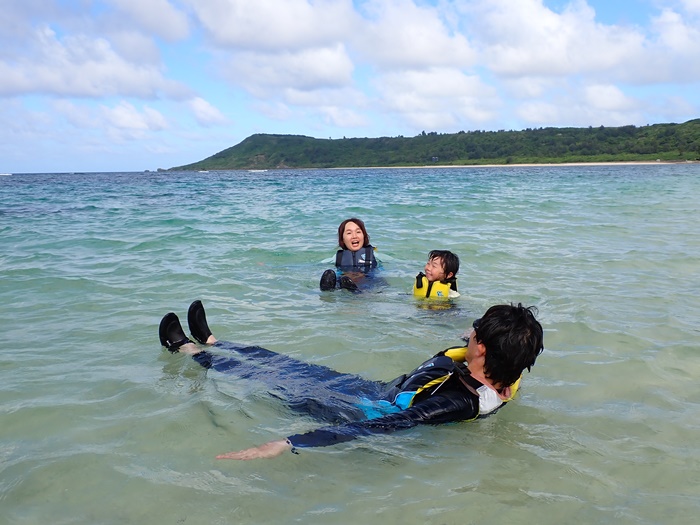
[1,165,699,524]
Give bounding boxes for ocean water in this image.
[1,165,699,524]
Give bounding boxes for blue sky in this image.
[2,0,700,173]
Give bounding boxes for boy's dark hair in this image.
[474,303,544,389]
[337,217,371,249]
[428,250,460,278]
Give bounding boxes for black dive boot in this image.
[187,300,213,344]
[159,313,193,352]
[320,269,337,291]
[339,275,359,292]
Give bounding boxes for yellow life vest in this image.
[413,272,457,298]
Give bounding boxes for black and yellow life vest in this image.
[385,346,520,416]
[413,272,457,298]
[335,246,377,269]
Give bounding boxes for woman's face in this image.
[342,221,365,251]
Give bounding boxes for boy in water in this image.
[159,300,543,460]
[414,250,460,299]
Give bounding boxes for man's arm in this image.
[216,392,478,460]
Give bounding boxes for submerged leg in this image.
[212,341,385,399]
[185,344,383,423]
[158,304,388,422]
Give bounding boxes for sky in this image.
[2,0,700,173]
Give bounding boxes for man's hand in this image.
[216,439,292,460]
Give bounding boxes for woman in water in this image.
[319,217,379,291]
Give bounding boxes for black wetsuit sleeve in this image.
[287,390,478,448]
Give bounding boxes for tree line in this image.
[170,119,700,170]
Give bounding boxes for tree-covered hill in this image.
[170,119,700,170]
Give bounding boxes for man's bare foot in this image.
[177,342,202,355]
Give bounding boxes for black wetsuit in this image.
[191,342,484,449]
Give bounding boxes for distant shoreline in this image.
[172,122,700,171]
[329,160,699,170]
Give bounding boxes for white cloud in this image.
[516,86,644,128]
[282,86,368,127]
[652,8,700,54]
[679,0,700,15]
[101,101,168,140]
[517,100,608,127]
[225,44,355,96]
[318,105,368,128]
[516,100,564,125]
[53,100,100,128]
[656,95,697,121]
[0,26,190,99]
[608,7,700,84]
[461,0,646,78]
[56,0,692,137]
[0,99,54,143]
[187,0,358,52]
[107,0,189,41]
[355,0,476,70]
[247,86,368,128]
[583,84,638,112]
[376,67,499,129]
[187,97,229,126]
[106,30,163,64]
[502,77,555,99]
[253,100,295,121]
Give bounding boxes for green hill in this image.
[170,119,700,170]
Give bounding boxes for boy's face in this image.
[424,256,452,282]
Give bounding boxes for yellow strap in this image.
[443,346,467,362]
[503,376,522,401]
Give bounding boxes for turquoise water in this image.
[1,165,699,524]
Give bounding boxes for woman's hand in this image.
[216,439,292,460]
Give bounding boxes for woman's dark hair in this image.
[337,217,371,249]
[474,303,544,389]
